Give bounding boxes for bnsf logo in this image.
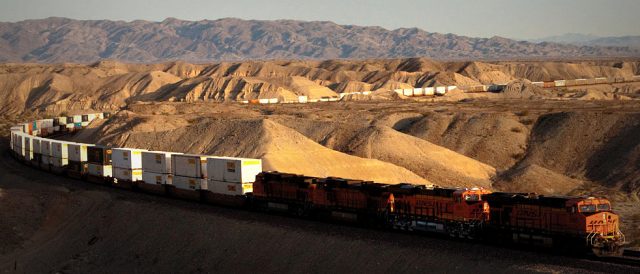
[589,220,616,225]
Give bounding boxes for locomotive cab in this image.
[453,188,491,221]
[569,197,625,255]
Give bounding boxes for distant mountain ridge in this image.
[529,33,640,49]
[0,17,639,63]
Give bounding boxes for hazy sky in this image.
[2,0,639,39]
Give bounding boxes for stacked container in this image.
[50,141,75,170]
[205,157,262,196]
[68,143,95,175]
[171,154,209,191]
[141,151,179,186]
[111,148,146,182]
[554,80,566,87]
[435,87,447,95]
[40,139,52,169]
[23,136,34,161]
[31,138,42,165]
[14,133,25,157]
[87,146,112,178]
[424,87,435,96]
[413,88,424,96]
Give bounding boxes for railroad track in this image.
[591,255,640,267]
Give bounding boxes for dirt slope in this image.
[69,112,429,185]
[401,112,530,171]
[515,111,640,192]
[494,164,584,195]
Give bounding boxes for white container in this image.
[113,167,143,182]
[206,157,262,183]
[424,87,435,95]
[142,151,178,174]
[268,98,279,104]
[142,172,172,185]
[24,137,34,161]
[172,176,204,190]
[73,115,82,123]
[554,80,566,87]
[298,96,308,103]
[531,82,544,87]
[15,134,25,150]
[51,141,74,159]
[41,119,54,128]
[32,138,42,154]
[81,121,89,127]
[88,164,112,177]
[50,157,69,167]
[413,88,424,96]
[111,148,147,169]
[172,154,209,178]
[435,87,447,95]
[258,99,269,104]
[87,113,97,122]
[447,86,457,91]
[56,117,68,125]
[41,140,52,156]
[206,180,253,196]
[68,143,94,162]
[402,89,413,96]
[98,113,105,119]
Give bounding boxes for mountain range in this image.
[1,17,639,63]
[528,33,640,49]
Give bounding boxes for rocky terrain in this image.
[1,58,639,116]
[1,58,640,272]
[1,18,640,63]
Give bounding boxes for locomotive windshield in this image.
[597,204,611,211]
[579,205,596,213]
[464,194,480,201]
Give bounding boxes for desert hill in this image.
[1,59,640,116]
[1,18,639,63]
[67,108,429,185]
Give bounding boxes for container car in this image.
[424,87,435,96]
[140,151,180,194]
[86,146,113,183]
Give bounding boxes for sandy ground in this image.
[0,139,639,273]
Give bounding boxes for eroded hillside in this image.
[1,58,640,116]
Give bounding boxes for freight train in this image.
[8,115,626,256]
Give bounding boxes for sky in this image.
[1,0,639,39]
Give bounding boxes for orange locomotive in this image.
[252,172,492,236]
[386,184,491,238]
[483,193,625,254]
[252,172,393,222]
